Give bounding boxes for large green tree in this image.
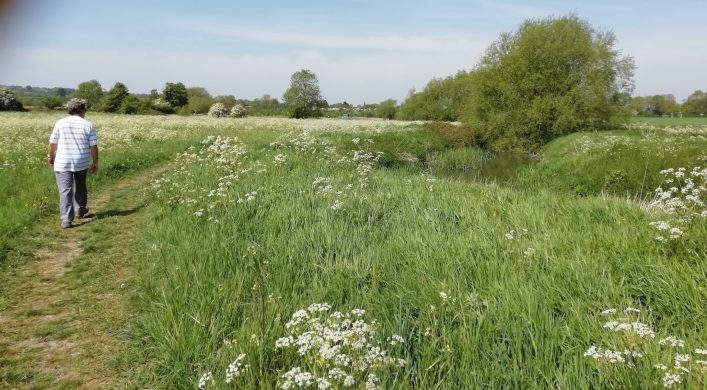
[163,82,188,108]
[100,82,130,113]
[466,15,635,151]
[283,69,327,118]
[71,80,104,109]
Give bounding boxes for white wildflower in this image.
[198,371,212,389]
[225,353,247,383]
[662,372,681,388]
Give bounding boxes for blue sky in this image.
[1,0,705,104]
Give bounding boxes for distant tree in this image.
[149,89,160,100]
[188,87,211,98]
[71,80,104,109]
[251,94,282,116]
[0,88,25,111]
[118,95,153,114]
[56,87,67,97]
[41,95,64,110]
[283,69,327,118]
[375,99,397,119]
[100,82,130,112]
[162,82,188,108]
[681,90,707,116]
[648,95,680,116]
[216,95,238,108]
[466,15,635,151]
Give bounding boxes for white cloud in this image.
[182,22,489,54]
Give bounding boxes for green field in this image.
[1,112,705,389]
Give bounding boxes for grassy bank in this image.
[131,124,706,388]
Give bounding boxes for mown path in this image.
[0,164,170,389]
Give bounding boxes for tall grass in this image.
[130,126,706,388]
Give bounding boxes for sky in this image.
[0,0,705,104]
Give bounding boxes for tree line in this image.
[0,72,399,120]
[3,15,706,151]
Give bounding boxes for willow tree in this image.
[466,15,635,151]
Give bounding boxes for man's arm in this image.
[90,145,99,174]
[47,143,57,166]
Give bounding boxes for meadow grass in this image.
[131,124,705,388]
[1,113,705,388]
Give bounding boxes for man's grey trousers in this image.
[54,170,88,223]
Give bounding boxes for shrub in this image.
[229,104,247,118]
[0,88,25,111]
[207,102,227,118]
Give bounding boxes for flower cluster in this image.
[275,303,406,389]
[208,102,228,118]
[230,104,247,118]
[585,307,707,388]
[648,159,707,241]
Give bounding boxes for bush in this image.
[208,103,228,118]
[41,95,64,110]
[0,88,25,111]
[152,99,175,114]
[230,104,247,118]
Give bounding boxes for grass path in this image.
[0,164,171,389]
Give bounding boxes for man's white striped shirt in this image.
[49,115,98,172]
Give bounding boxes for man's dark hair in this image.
[67,98,88,115]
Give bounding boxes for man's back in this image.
[49,115,97,172]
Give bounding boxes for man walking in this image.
[47,98,99,228]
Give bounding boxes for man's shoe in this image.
[61,221,72,228]
[78,207,89,218]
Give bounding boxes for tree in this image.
[163,82,188,108]
[682,90,707,116]
[56,87,68,97]
[41,95,64,110]
[0,88,25,111]
[283,69,327,118]
[100,82,130,112]
[397,71,474,121]
[375,99,397,119]
[71,80,104,109]
[466,15,635,151]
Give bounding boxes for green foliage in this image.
[374,99,397,119]
[283,69,327,118]
[424,122,475,147]
[630,94,680,117]
[397,71,474,121]
[681,90,707,117]
[100,82,130,113]
[511,124,707,198]
[41,95,64,110]
[119,95,153,115]
[0,88,26,111]
[71,80,104,109]
[466,15,635,151]
[162,82,189,108]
